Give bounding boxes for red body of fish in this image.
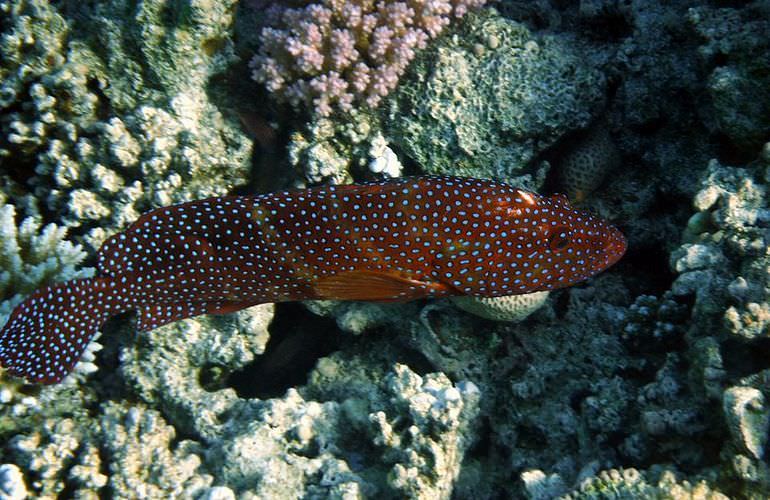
[0,176,626,384]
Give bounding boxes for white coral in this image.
[0,204,91,302]
[0,464,27,500]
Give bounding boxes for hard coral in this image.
[385,9,605,186]
[250,0,487,117]
[0,0,252,251]
[450,291,549,322]
[558,125,620,204]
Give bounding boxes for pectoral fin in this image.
[314,270,450,301]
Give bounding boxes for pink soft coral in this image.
[250,0,487,116]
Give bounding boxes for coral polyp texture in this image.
[250,0,487,116]
[385,9,605,185]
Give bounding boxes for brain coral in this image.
[557,125,620,204]
[450,291,549,322]
[250,0,488,117]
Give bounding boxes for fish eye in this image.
[547,225,571,252]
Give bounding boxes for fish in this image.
[0,176,626,384]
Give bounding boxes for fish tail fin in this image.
[0,277,127,384]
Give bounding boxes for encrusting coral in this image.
[251,0,488,117]
[688,4,770,153]
[386,9,605,186]
[119,304,275,440]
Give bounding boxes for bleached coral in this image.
[723,386,770,461]
[0,202,100,383]
[368,135,403,178]
[207,363,478,498]
[671,158,769,341]
[210,388,369,497]
[376,364,480,498]
[100,403,212,498]
[0,464,27,500]
[287,110,384,184]
[119,304,275,439]
[9,418,104,498]
[251,0,488,116]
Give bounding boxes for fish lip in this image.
[606,227,627,264]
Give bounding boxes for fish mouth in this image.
[605,226,627,266]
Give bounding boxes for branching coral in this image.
[250,0,487,116]
[0,0,252,251]
[0,203,89,304]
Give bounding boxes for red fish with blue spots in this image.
[0,176,626,384]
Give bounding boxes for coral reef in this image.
[0,464,26,500]
[669,157,770,497]
[251,0,487,117]
[283,6,607,187]
[688,3,770,153]
[672,159,768,343]
[119,304,275,440]
[0,202,90,308]
[562,468,727,499]
[385,9,605,186]
[100,402,213,498]
[0,0,252,250]
[206,363,479,498]
[0,199,101,386]
[3,0,770,498]
[286,110,380,184]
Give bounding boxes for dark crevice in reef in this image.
[228,303,342,400]
[721,338,770,380]
[619,235,676,297]
[94,313,147,406]
[713,130,760,166]
[391,341,436,377]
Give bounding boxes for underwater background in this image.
[1,0,769,498]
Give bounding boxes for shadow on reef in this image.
[226,303,342,399]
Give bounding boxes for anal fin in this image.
[136,299,263,331]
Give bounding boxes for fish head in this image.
[491,190,626,293]
[530,193,626,290]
